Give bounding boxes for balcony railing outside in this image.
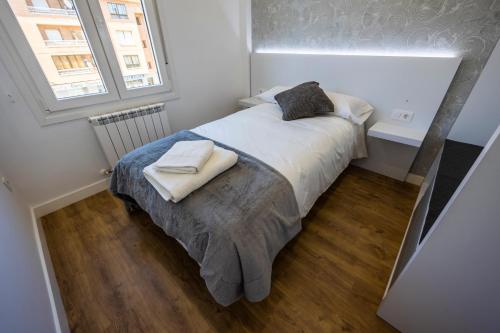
[52,79,106,99]
[27,6,76,16]
[44,39,88,47]
[58,67,97,76]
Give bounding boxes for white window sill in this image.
[34,91,179,126]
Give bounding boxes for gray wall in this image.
[0,171,56,333]
[252,0,500,175]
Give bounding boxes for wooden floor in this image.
[42,166,419,333]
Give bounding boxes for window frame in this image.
[0,0,176,125]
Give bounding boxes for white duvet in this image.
[192,103,368,217]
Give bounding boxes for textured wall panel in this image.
[252,0,500,174]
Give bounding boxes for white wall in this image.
[0,169,56,333]
[448,40,500,147]
[378,127,500,332]
[0,0,250,207]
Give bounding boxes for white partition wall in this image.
[251,53,461,180]
[378,127,500,332]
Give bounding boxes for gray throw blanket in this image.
[110,130,301,306]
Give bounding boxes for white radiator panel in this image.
[89,103,171,167]
[124,118,143,148]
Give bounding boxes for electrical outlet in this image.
[391,109,414,123]
[100,169,113,176]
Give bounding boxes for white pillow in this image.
[256,86,290,103]
[257,86,374,124]
[326,91,374,125]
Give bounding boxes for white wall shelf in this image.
[368,122,426,147]
[238,96,266,109]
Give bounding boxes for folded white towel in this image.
[144,146,238,203]
[154,140,214,174]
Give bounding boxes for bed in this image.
[110,102,368,305]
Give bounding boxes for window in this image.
[27,0,75,14]
[31,0,48,9]
[7,0,107,100]
[1,0,172,120]
[135,15,141,25]
[116,30,133,45]
[97,0,162,90]
[44,28,62,41]
[107,2,127,19]
[123,55,140,69]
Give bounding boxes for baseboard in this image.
[405,173,425,186]
[31,210,70,333]
[32,178,109,218]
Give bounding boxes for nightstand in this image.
[238,96,266,109]
[355,121,427,181]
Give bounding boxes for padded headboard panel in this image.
[251,53,461,132]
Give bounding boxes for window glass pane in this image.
[7,0,107,99]
[99,0,161,90]
[107,2,127,19]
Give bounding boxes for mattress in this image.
[192,103,367,217]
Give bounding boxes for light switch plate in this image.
[391,109,415,123]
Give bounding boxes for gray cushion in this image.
[275,82,335,121]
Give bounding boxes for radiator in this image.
[89,103,171,167]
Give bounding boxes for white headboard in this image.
[251,52,461,180]
[251,53,461,132]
